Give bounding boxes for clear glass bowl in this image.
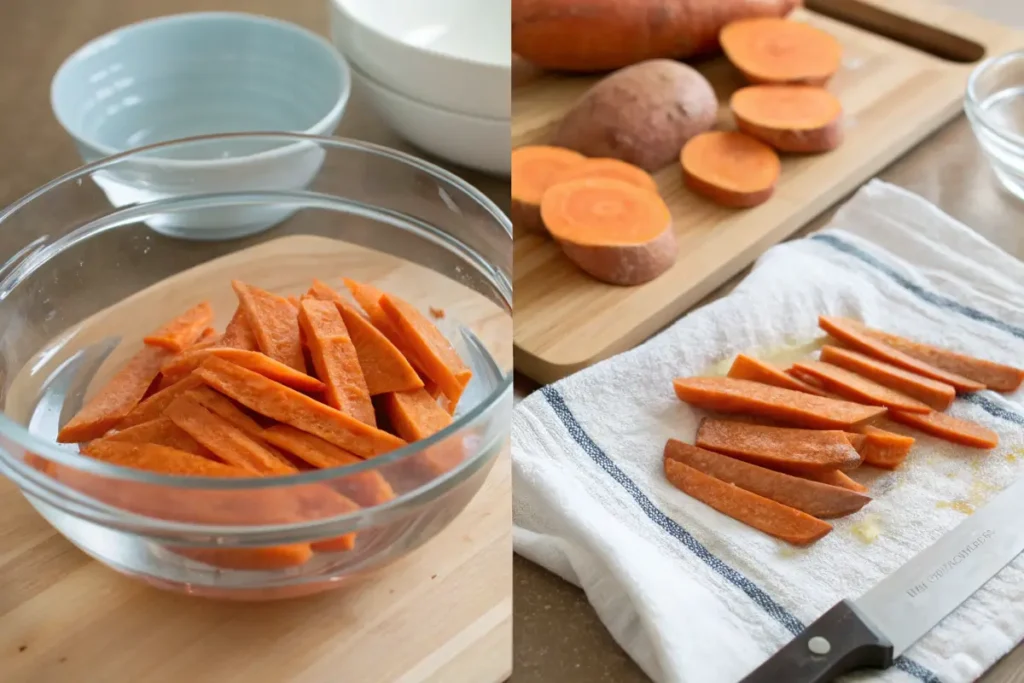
[0,133,512,600]
[966,50,1024,202]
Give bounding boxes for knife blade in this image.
[740,474,1024,683]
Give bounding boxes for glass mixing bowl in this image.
[0,133,511,599]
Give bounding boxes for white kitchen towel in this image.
[512,179,1024,683]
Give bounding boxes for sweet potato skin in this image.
[513,0,802,72]
[558,220,678,286]
[731,86,844,153]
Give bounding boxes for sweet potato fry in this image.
[165,395,297,475]
[726,353,830,396]
[143,302,214,353]
[343,278,400,339]
[174,545,314,570]
[220,306,258,351]
[337,301,423,395]
[191,327,220,349]
[695,418,861,473]
[818,317,985,393]
[663,457,832,545]
[852,425,915,469]
[187,386,263,437]
[160,348,324,394]
[673,376,887,429]
[298,298,375,425]
[232,281,305,371]
[382,388,453,442]
[844,433,867,452]
[799,469,869,493]
[195,356,406,458]
[819,345,955,411]
[83,441,252,477]
[90,417,209,457]
[116,374,205,430]
[888,410,999,450]
[790,360,932,414]
[57,345,174,443]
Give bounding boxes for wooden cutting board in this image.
[512,0,1024,385]
[0,235,512,683]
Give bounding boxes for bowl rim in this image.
[965,49,1024,149]
[50,11,353,160]
[0,132,512,499]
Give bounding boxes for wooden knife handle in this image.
[738,600,894,683]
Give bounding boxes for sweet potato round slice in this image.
[721,17,843,86]
[511,145,586,235]
[548,158,659,194]
[730,85,843,153]
[681,131,781,208]
[541,177,678,286]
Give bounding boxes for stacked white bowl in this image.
[329,0,511,176]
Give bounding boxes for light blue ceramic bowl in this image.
[49,12,351,239]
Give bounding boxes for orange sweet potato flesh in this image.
[818,317,985,393]
[220,306,258,351]
[232,281,305,372]
[695,418,861,473]
[298,298,376,426]
[90,417,210,457]
[721,17,842,86]
[859,326,1024,393]
[160,347,325,394]
[799,469,868,493]
[380,293,472,409]
[187,386,264,437]
[512,0,802,72]
[790,360,932,414]
[852,425,915,469]
[511,145,586,234]
[549,157,659,194]
[195,356,406,458]
[383,388,453,442]
[116,374,205,430]
[664,457,831,545]
[888,410,999,450]
[681,131,780,208]
[730,85,843,153]
[727,353,830,396]
[665,439,868,518]
[57,345,174,443]
[540,177,678,286]
[83,440,251,477]
[819,345,955,412]
[143,302,214,353]
[343,279,401,340]
[673,376,887,429]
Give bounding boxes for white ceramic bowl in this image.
[329,0,510,120]
[351,63,510,177]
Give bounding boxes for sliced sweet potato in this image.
[673,376,887,429]
[57,345,174,443]
[853,425,915,469]
[83,441,251,477]
[790,360,932,414]
[511,145,586,234]
[190,327,220,349]
[818,317,985,393]
[143,302,214,353]
[819,345,955,411]
[187,386,264,438]
[663,457,832,545]
[343,279,401,340]
[194,356,406,458]
[298,298,375,425]
[730,85,843,153]
[844,432,867,452]
[665,439,869,519]
[681,131,781,208]
[159,348,325,393]
[548,157,659,194]
[540,177,678,286]
[91,417,209,457]
[888,410,999,450]
[695,418,861,473]
[726,353,830,396]
[232,281,305,372]
[220,306,258,351]
[799,469,869,493]
[721,17,842,86]
[175,545,314,570]
[382,388,453,442]
[116,374,205,430]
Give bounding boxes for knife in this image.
[740,474,1024,683]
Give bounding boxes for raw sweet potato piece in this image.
[511,145,586,234]
[262,425,396,507]
[190,327,220,349]
[90,417,209,457]
[726,353,830,396]
[143,302,214,353]
[83,441,252,477]
[195,357,406,458]
[175,545,314,570]
[57,345,174,443]
[380,293,473,408]
[548,157,659,194]
[220,306,258,351]
[695,418,861,473]
[844,433,867,452]
[721,17,842,86]
[789,360,932,414]
[187,386,264,438]
[382,388,453,442]
[799,469,868,493]
[343,279,401,340]
[859,326,1024,393]
[232,281,305,372]
[888,410,999,450]
[165,395,297,475]
[664,457,831,545]
[298,299,375,425]
[540,177,678,286]
[681,131,781,208]
[673,376,887,429]
[818,317,985,393]
[852,425,915,469]
[160,348,325,393]
[665,439,869,518]
[116,374,205,430]
[819,345,956,411]
[730,85,843,153]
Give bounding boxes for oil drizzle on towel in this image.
[703,337,828,377]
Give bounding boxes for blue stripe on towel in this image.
[542,385,939,682]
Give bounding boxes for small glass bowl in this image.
[0,133,511,600]
[966,50,1024,202]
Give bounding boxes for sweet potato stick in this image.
[663,457,832,545]
[853,426,915,469]
[382,388,453,442]
[819,345,955,411]
[220,306,258,351]
[194,356,406,458]
[726,353,830,396]
[232,280,305,371]
[343,278,401,340]
[665,439,870,519]
[298,298,376,425]
[89,417,210,457]
[187,386,263,437]
[695,418,861,473]
[160,348,324,394]
[799,469,869,493]
[143,302,214,353]
[888,410,999,450]
[57,345,174,443]
[83,441,251,477]
[116,374,205,430]
[790,360,932,414]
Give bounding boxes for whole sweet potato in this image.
[513,0,803,72]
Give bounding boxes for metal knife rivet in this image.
[807,636,831,655]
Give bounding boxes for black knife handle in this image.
[738,600,894,683]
